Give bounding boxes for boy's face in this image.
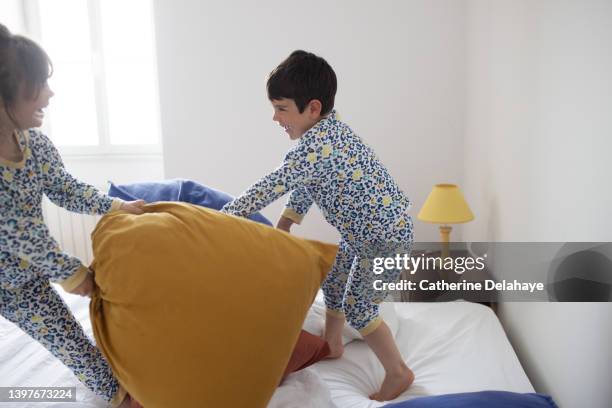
[271,98,322,140]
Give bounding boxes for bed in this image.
[0,285,533,408]
[306,301,534,408]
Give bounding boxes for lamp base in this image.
[439,225,452,259]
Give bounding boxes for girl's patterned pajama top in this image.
[0,129,121,292]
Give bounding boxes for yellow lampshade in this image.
[418,184,474,224]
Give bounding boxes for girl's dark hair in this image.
[0,23,53,121]
[267,50,337,115]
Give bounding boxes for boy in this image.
[221,50,414,401]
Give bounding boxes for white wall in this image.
[153,0,467,243]
[465,1,612,407]
[60,155,165,192]
[153,0,612,406]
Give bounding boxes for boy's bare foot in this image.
[323,337,344,359]
[369,365,415,401]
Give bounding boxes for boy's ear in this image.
[307,99,322,117]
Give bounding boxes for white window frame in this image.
[19,0,163,158]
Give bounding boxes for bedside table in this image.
[398,249,498,312]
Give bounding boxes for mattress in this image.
[0,287,533,408]
[312,301,535,408]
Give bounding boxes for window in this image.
[0,1,25,33]
[19,0,162,155]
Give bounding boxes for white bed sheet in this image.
[0,288,533,408]
[312,301,535,408]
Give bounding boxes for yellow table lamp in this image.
[418,184,474,258]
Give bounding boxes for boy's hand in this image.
[120,199,146,215]
[276,216,294,233]
[70,270,95,297]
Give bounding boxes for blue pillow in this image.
[108,179,272,226]
[384,391,558,408]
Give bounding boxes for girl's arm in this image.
[34,131,121,215]
[0,211,90,292]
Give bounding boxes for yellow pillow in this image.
[89,202,337,408]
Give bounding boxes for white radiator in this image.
[41,197,102,266]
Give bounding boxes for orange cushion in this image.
[282,330,330,381]
[89,202,337,408]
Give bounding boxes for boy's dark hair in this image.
[267,50,337,115]
[0,23,53,122]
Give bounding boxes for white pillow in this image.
[303,290,399,345]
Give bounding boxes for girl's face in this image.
[8,82,54,130]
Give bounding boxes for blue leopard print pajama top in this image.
[221,110,414,335]
[0,129,125,406]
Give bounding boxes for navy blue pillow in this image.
[108,179,272,226]
[384,391,558,408]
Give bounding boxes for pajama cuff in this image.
[359,316,383,336]
[281,208,304,224]
[109,198,123,213]
[110,385,128,408]
[58,265,90,292]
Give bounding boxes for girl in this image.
[0,23,142,407]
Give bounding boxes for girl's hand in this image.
[276,216,294,233]
[120,199,146,215]
[70,270,95,297]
